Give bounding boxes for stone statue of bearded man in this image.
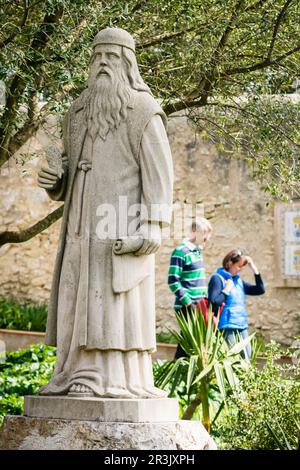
[37,28,173,399]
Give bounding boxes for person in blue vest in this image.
[208,249,265,359]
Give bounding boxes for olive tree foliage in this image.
[0,0,300,245]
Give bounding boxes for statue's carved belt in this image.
[75,160,92,235]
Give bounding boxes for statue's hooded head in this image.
[85,27,150,141]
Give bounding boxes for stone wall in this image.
[0,115,62,302]
[0,115,299,345]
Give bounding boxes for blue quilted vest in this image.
[216,267,248,330]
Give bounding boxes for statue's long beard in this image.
[85,70,132,141]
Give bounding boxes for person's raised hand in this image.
[244,256,259,275]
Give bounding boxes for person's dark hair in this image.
[222,249,247,271]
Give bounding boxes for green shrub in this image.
[0,344,56,424]
[0,295,47,332]
[254,333,267,355]
[214,341,300,450]
[156,331,177,344]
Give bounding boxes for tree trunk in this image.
[200,381,210,433]
[181,394,202,420]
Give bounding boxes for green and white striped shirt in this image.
[168,239,207,309]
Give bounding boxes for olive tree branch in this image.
[0,5,64,168]
[0,205,64,247]
[267,0,295,60]
[165,0,244,112]
[244,0,268,12]
[186,0,244,102]
[0,0,29,49]
[210,100,300,148]
[223,42,300,76]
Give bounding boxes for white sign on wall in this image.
[275,203,300,286]
[284,244,300,276]
[284,211,300,242]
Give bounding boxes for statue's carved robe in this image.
[40,90,173,396]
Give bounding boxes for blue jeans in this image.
[221,328,252,359]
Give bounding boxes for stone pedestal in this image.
[23,395,178,422]
[0,396,217,450]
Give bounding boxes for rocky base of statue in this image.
[0,396,216,450]
[0,416,216,450]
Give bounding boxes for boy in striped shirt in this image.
[168,218,212,358]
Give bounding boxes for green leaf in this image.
[223,359,239,389]
[214,362,227,401]
[227,333,255,356]
[186,355,198,393]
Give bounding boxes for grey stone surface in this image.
[24,396,179,423]
[0,415,217,450]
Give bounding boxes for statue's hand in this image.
[134,221,161,255]
[37,166,64,191]
[113,236,143,255]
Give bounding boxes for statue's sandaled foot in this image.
[102,387,135,399]
[126,385,168,399]
[127,386,154,398]
[68,383,95,397]
[142,386,168,398]
[38,384,50,395]
[38,383,66,396]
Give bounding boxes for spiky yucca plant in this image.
[155,306,254,432]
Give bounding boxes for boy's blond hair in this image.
[191,217,212,234]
